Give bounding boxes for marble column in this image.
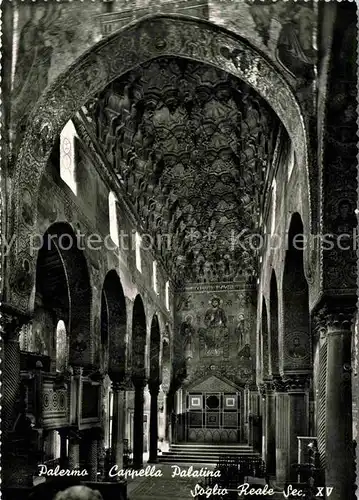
[97,439,106,481]
[34,362,44,428]
[283,375,310,482]
[263,380,276,475]
[1,307,31,487]
[319,307,354,500]
[58,429,69,468]
[160,387,169,452]
[132,377,146,469]
[111,380,127,471]
[97,375,107,481]
[166,392,175,445]
[148,382,160,463]
[69,366,83,426]
[68,434,80,469]
[86,432,98,481]
[243,385,250,443]
[2,309,29,439]
[353,311,359,499]
[274,379,289,487]
[249,387,261,451]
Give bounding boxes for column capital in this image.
[262,379,276,394]
[68,428,82,443]
[1,303,30,341]
[58,428,70,439]
[87,369,104,383]
[282,373,311,392]
[112,375,133,392]
[71,366,83,377]
[86,427,102,441]
[258,383,265,398]
[313,300,356,338]
[132,375,147,390]
[272,376,286,393]
[148,381,160,395]
[161,382,170,393]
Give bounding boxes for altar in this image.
[182,375,245,443]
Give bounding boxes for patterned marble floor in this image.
[128,463,216,500]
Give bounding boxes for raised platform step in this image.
[171,443,252,450]
[167,444,254,452]
[160,455,260,464]
[159,442,259,464]
[161,450,256,456]
[169,446,252,450]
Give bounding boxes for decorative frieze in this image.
[267,375,310,393]
[42,390,68,422]
[177,281,257,293]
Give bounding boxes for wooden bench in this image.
[194,455,266,498]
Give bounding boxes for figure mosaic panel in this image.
[174,287,256,387]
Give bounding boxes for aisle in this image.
[127,463,215,500]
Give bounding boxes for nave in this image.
[1,2,358,500]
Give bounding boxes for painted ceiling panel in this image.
[85,57,280,285]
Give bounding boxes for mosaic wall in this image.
[174,283,257,388]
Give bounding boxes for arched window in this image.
[108,388,114,449]
[153,261,158,294]
[135,232,142,272]
[60,120,78,195]
[270,178,276,236]
[56,320,68,373]
[287,143,295,180]
[108,191,119,246]
[11,8,19,92]
[165,281,170,310]
[19,324,30,351]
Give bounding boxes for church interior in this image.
[1,1,358,499]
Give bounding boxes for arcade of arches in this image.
[1,2,358,500]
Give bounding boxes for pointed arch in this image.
[132,294,147,380]
[60,120,78,195]
[35,222,92,367]
[269,270,279,377]
[101,270,127,379]
[108,191,119,247]
[261,297,270,380]
[55,319,68,373]
[149,314,161,385]
[282,213,310,373]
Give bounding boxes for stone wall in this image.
[4,0,317,155]
[33,122,173,369]
[257,127,313,383]
[353,310,359,492]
